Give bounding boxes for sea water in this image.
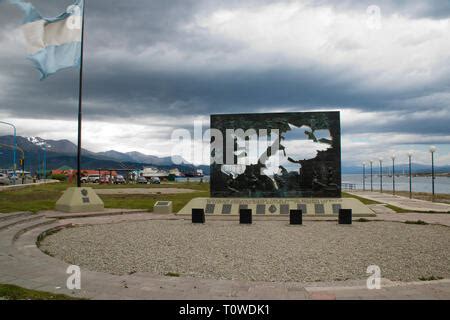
[342,174,450,194]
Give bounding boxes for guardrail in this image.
[342,182,357,190]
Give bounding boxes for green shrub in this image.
[405,220,429,225]
[419,275,443,281]
[165,272,180,277]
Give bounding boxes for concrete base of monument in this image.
[55,187,104,213]
[177,197,375,217]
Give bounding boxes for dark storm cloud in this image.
[0,0,449,139]
[3,58,448,127]
[343,108,450,137]
[311,0,450,19]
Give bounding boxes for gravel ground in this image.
[39,220,450,283]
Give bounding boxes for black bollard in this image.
[240,208,252,224]
[290,209,303,225]
[192,208,205,224]
[338,209,352,225]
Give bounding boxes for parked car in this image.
[114,175,126,184]
[87,174,100,183]
[150,177,161,184]
[99,175,112,184]
[137,176,148,184]
[80,176,89,183]
[0,173,10,185]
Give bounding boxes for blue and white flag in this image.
[8,0,84,79]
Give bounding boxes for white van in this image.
[87,174,100,183]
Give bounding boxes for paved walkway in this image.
[0,210,449,300]
[349,191,450,213]
[0,180,59,191]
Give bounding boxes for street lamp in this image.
[407,151,413,199]
[391,154,396,195]
[379,158,383,193]
[430,146,436,200]
[43,144,47,181]
[362,162,366,191]
[369,160,373,192]
[0,121,17,181]
[37,150,40,179]
[0,143,24,184]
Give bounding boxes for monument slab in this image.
[178,197,375,217]
[55,187,104,213]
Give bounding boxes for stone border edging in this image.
[1,211,449,300]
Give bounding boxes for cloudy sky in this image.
[0,0,449,166]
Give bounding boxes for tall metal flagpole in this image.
[77,1,86,188]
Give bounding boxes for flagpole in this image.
[77,0,85,188]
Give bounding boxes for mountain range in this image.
[0,135,449,174]
[0,135,208,174]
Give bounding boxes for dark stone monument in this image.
[210,112,341,198]
[240,208,252,224]
[338,209,352,224]
[290,209,303,225]
[192,208,205,224]
[179,111,373,217]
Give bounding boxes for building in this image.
[169,168,183,177]
[142,167,169,179]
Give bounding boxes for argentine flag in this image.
[8,0,84,79]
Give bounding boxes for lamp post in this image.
[430,146,436,200]
[407,151,412,199]
[369,160,373,191]
[0,121,17,181]
[43,144,47,181]
[362,162,366,191]
[0,143,24,184]
[391,154,395,195]
[379,158,383,193]
[37,150,40,179]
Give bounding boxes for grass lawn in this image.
[342,192,381,205]
[342,192,415,213]
[0,283,78,300]
[0,181,209,213]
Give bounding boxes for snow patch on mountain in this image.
[27,137,51,148]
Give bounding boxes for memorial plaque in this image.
[315,204,325,214]
[154,201,173,214]
[81,189,90,203]
[205,203,215,214]
[332,204,341,214]
[211,112,341,198]
[297,204,307,214]
[256,204,266,214]
[280,204,289,215]
[222,204,232,214]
